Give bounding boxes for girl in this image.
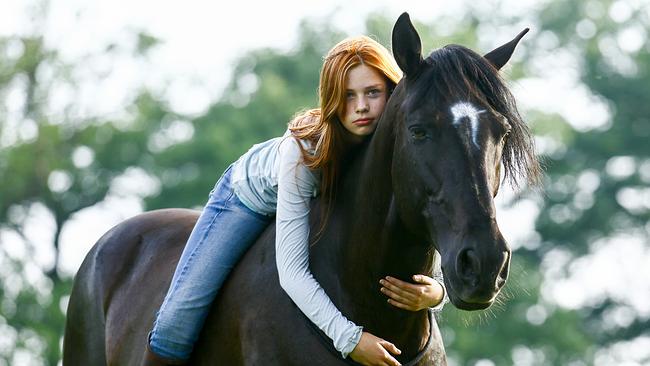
[143,36,446,366]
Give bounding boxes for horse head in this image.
[388,13,539,310]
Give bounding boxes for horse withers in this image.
[63,13,540,365]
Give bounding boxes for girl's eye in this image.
[367,89,382,97]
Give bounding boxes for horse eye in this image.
[409,126,427,140]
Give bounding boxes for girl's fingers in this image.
[387,298,416,311]
[380,340,402,355]
[381,286,413,304]
[362,338,398,366]
[384,276,418,291]
[384,355,401,366]
[380,278,419,300]
[380,341,402,366]
[412,274,435,285]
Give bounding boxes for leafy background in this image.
[1,0,649,365]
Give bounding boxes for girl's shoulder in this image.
[279,131,317,157]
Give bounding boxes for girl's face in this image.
[338,64,388,140]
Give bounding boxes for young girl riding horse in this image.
[143,36,447,366]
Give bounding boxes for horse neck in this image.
[335,99,435,354]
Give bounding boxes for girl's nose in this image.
[356,98,369,114]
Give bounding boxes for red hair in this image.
[288,36,402,235]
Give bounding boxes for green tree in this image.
[0,9,174,365]
[531,0,650,363]
[144,18,345,210]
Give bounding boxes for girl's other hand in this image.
[349,331,401,366]
[379,275,443,311]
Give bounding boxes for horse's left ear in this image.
[483,28,530,70]
[392,12,423,76]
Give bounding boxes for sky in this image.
[1,0,451,118]
[1,1,650,357]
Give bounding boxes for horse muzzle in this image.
[441,236,511,311]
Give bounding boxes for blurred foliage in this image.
[0,25,169,363]
[144,18,345,210]
[1,1,649,365]
[531,0,650,359]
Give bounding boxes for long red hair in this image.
[288,36,402,234]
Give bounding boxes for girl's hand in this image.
[379,275,444,312]
[349,331,402,366]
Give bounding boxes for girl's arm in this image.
[275,137,362,358]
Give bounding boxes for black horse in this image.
[63,13,540,365]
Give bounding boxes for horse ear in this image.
[392,12,423,76]
[483,28,530,70]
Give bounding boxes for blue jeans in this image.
[149,165,273,360]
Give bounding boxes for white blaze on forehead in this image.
[451,102,486,148]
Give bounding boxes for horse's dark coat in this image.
[63,13,539,366]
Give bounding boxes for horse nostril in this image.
[457,248,481,286]
[496,251,510,289]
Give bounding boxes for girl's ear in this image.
[483,28,530,70]
[391,12,423,76]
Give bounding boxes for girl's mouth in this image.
[354,118,373,126]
